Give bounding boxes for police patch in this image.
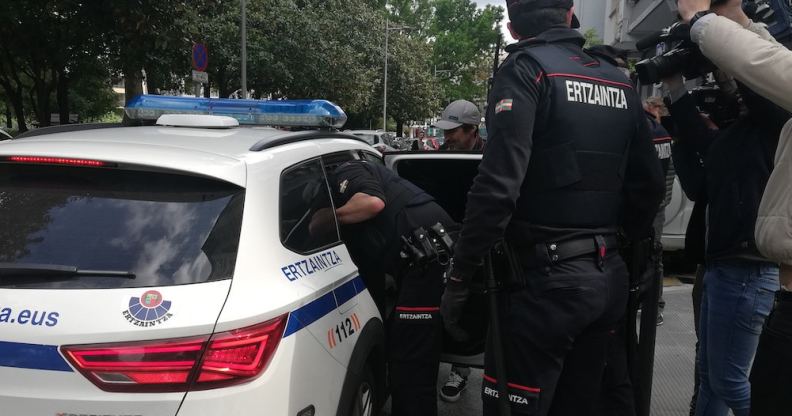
[495,99,513,113]
[339,179,349,194]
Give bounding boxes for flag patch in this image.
[495,99,513,113]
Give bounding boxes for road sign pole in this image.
[241,0,248,99]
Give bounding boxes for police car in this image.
[0,96,401,416]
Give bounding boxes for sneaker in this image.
[439,369,468,402]
[657,312,664,326]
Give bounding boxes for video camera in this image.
[635,0,792,84]
[690,83,742,127]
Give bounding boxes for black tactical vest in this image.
[509,42,638,230]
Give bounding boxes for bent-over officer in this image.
[313,159,455,416]
[440,1,664,415]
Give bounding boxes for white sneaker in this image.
[439,369,468,402]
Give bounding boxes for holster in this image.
[399,222,456,268]
[490,240,526,288]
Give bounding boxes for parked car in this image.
[661,177,694,251]
[346,130,395,153]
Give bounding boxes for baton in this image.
[485,251,512,416]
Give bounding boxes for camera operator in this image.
[677,1,792,413]
[661,67,789,415]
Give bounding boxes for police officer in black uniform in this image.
[439,1,665,415]
[320,159,455,416]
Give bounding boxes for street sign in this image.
[192,43,208,72]
[192,70,208,84]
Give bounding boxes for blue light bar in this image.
[124,95,347,128]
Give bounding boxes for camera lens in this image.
[636,48,692,84]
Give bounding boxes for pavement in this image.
[386,280,699,415]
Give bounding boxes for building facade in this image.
[603,0,678,49]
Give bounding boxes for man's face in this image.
[443,125,476,150]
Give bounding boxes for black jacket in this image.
[451,28,664,278]
[669,84,790,260]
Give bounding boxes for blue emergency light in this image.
[124,95,348,128]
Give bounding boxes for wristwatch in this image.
[690,10,714,27]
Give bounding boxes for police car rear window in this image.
[0,164,244,289]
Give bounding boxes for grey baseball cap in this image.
[435,100,481,130]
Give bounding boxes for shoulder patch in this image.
[495,99,513,114]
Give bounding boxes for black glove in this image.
[440,277,470,342]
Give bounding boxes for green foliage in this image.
[430,0,503,106]
[583,28,603,48]
[69,80,119,122]
[0,0,503,130]
[385,33,441,126]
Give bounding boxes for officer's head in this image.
[506,0,580,40]
[435,100,481,151]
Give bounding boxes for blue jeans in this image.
[695,260,778,416]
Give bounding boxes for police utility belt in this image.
[494,235,619,287]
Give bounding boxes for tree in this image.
[430,0,503,106]
[90,1,196,103]
[0,0,116,129]
[383,33,440,134]
[195,0,243,97]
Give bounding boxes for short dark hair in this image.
[510,7,568,38]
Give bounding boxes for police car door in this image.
[383,151,487,368]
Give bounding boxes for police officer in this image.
[439,1,664,415]
[320,159,454,416]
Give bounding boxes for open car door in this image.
[384,151,487,368]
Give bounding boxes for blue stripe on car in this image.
[284,275,365,337]
[0,276,367,371]
[0,341,73,372]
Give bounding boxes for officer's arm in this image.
[330,161,388,226]
[622,92,665,240]
[335,193,385,224]
[451,57,543,278]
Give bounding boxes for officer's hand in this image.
[440,278,470,343]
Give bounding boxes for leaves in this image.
[0,0,502,130]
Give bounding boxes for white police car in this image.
[0,96,394,416]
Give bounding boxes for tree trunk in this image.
[9,90,26,132]
[124,69,144,105]
[395,119,404,137]
[57,68,70,124]
[217,68,229,98]
[4,99,11,129]
[203,80,211,98]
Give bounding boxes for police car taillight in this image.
[61,314,288,393]
[3,155,113,167]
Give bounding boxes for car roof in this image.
[0,125,368,186]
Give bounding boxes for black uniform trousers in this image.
[386,202,454,416]
[750,290,792,416]
[482,251,629,416]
